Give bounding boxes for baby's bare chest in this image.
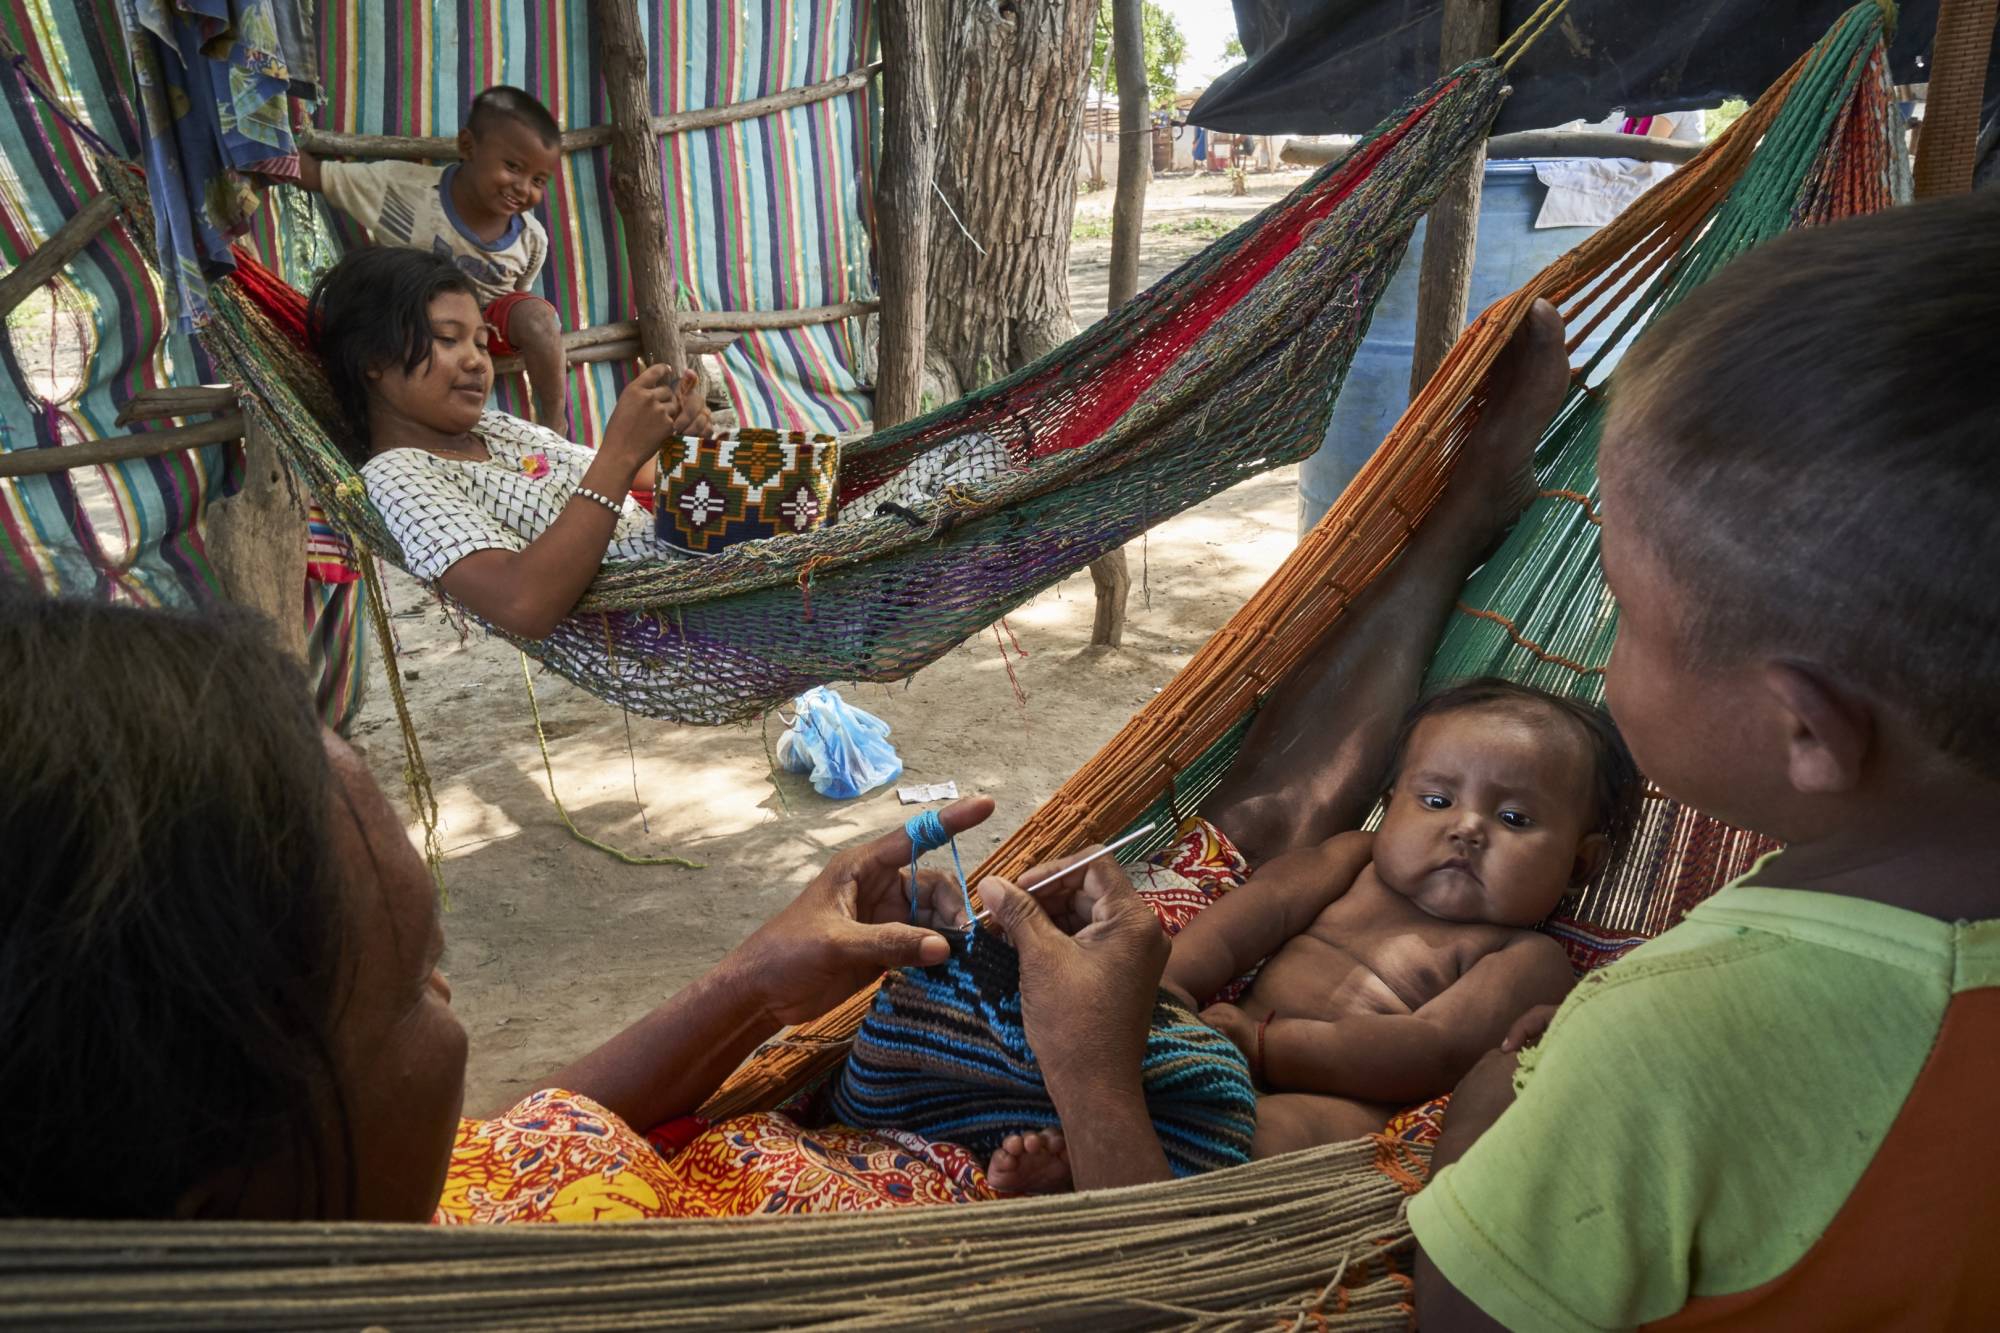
[1249,882,1512,1017]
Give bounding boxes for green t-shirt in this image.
[1409,864,2000,1330]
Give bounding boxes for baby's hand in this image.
[1198,1001,1257,1059]
[1500,1002,1561,1053]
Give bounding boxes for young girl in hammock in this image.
[308,248,1010,642]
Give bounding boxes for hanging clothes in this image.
[112,0,304,329]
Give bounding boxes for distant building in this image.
[1076,90,1277,185]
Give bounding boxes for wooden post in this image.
[205,418,309,662]
[0,192,122,322]
[1407,0,1501,397]
[590,0,689,375]
[874,0,933,429]
[1107,0,1149,310]
[1911,0,2000,198]
[1086,0,1151,649]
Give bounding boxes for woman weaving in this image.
[0,303,1568,1222]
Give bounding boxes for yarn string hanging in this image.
[904,808,976,930]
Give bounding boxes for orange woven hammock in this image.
[701,3,1908,1122]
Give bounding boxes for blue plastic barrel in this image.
[1298,160,1626,534]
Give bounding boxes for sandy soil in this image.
[346,169,1319,1113]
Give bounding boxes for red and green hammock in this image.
[149,60,1512,726]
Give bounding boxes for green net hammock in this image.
[106,62,1511,727]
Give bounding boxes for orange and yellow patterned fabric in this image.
[434,819,1262,1226]
[434,1090,998,1224]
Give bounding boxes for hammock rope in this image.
[699,0,1908,1124]
[0,1137,1427,1330]
[102,62,1513,727]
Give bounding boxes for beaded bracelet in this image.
[572,485,621,515]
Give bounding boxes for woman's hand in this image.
[602,365,708,473]
[735,795,996,1026]
[978,853,1175,1188]
[976,853,1167,1100]
[542,795,993,1132]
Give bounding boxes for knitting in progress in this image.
[827,811,1258,1178]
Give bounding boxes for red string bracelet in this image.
[1254,1012,1276,1086]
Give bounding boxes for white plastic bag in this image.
[775,686,904,800]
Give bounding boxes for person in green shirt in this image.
[1412,188,2000,1330]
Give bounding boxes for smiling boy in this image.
[300,87,570,431]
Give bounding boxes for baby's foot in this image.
[1431,298,1571,557]
[987,1128,1072,1194]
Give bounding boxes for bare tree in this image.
[925,0,1098,391]
[926,0,1144,644]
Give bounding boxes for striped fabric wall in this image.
[312,0,879,441]
[0,2,234,607]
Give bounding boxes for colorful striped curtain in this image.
[311,0,879,441]
[3,3,369,731]
[0,2,237,607]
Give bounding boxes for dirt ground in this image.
[346,169,1320,1113]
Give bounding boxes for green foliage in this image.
[1222,35,1246,62]
[1704,99,1749,140]
[1088,1,1189,108]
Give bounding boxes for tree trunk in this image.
[1107,0,1147,309]
[1407,0,1501,396]
[1086,0,1152,649]
[924,1,1126,649]
[590,0,689,375]
[206,420,309,663]
[926,0,1097,392]
[874,0,934,428]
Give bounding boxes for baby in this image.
[1160,678,1640,1158]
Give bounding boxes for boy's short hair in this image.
[465,85,561,149]
[1385,678,1644,853]
[1606,190,2000,777]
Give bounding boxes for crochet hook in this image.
[966,821,1159,928]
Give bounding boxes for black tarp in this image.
[1191,1,1994,135]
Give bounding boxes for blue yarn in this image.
[905,809,976,928]
[829,932,1259,1176]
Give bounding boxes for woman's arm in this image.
[977,859,1178,1190]
[1163,831,1374,1006]
[539,797,994,1131]
[1414,1049,1520,1332]
[435,365,703,638]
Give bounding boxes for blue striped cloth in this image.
[828,930,1258,1178]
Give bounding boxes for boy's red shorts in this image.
[483,292,550,356]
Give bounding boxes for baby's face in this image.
[1374,708,1599,926]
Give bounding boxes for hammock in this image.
[0,8,1905,1326]
[105,62,1511,727]
[698,0,1908,1123]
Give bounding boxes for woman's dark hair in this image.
[0,594,352,1218]
[1384,677,1644,866]
[307,246,479,465]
